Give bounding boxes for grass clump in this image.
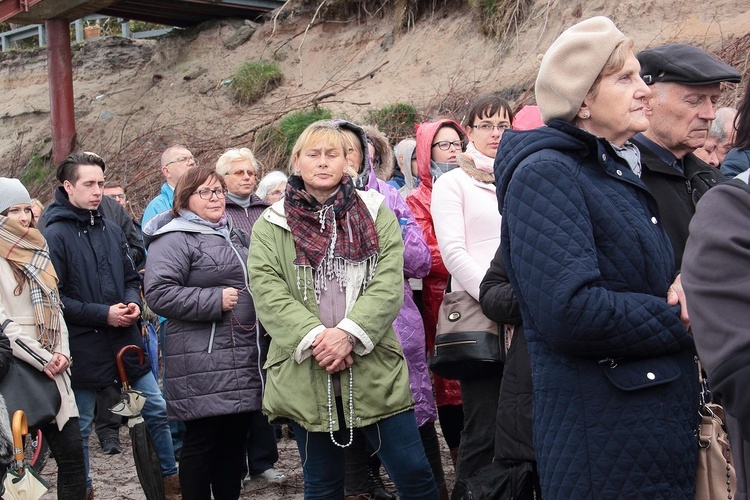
[253,108,333,172]
[231,61,283,105]
[367,103,419,142]
[20,153,50,188]
[278,108,333,155]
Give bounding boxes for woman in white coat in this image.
[431,94,513,481]
[0,177,86,499]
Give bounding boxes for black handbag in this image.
[0,320,61,429]
[430,278,502,380]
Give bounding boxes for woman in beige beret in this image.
[492,17,697,498]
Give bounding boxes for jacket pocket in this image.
[600,357,681,391]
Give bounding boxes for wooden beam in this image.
[3,0,118,24]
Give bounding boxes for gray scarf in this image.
[226,192,252,208]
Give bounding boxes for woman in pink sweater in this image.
[431,93,513,481]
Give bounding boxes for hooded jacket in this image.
[42,187,150,389]
[142,212,263,421]
[247,189,413,432]
[393,139,418,199]
[495,120,698,499]
[341,121,436,427]
[405,119,467,408]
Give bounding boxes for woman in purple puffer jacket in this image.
[338,120,446,500]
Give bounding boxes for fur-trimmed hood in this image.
[362,125,395,182]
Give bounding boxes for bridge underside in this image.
[1,0,282,26]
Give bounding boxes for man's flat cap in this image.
[638,44,741,86]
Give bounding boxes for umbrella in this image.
[110,345,165,500]
[1,410,49,500]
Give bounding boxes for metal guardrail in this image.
[1,15,174,51]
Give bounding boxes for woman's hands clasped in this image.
[44,352,70,380]
[312,327,354,374]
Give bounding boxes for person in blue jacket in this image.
[494,17,697,499]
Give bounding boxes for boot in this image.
[345,495,373,500]
[367,459,395,500]
[86,487,94,500]
[163,474,182,500]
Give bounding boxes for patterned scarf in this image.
[284,175,379,303]
[0,216,61,351]
[464,142,496,173]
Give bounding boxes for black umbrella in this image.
[110,345,165,500]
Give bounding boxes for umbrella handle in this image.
[11,410,28,470]
[116,345,145,390]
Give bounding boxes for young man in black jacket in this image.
[42,152,180,500]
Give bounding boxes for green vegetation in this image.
[253,108,333,172]
[20,154,50,188]
[278,108,333,155]
[467,0,533,40]
[231,61,283,105]
[367,103,419,142]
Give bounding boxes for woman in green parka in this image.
[247,120,438,500]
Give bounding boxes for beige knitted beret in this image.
[535,16,626,124]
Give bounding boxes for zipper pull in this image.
[685,179,692,194]
[90,212,94,225]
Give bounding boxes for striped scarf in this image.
[0,216,62,352]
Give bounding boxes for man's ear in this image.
[63,179,74,195]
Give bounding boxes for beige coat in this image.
[0,258,78,430]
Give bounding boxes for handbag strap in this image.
[0,318,11,333]
[696,357,713,406]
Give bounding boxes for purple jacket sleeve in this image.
[376,179,430,279]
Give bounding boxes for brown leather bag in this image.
[695,361,736,500]
[429,283,502,381]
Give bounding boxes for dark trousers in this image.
[179,412,252,500]
[41,417,87,500]
[94,385,122,445]
[456,375,502,481]
[436,404,464,450]
[244,410,279,476]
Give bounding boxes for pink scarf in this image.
[464,142,495,173]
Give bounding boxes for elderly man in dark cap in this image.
[632,43,741,271]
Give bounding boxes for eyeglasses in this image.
[192,188,228,200]
[165,156,198,168]
[229,169,256,178]
[472,122,510,133]
[431,141,464,151]
[107,193,126,200]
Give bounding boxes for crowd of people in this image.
[1,13,750,500]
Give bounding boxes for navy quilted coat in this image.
[495,120,698,499]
